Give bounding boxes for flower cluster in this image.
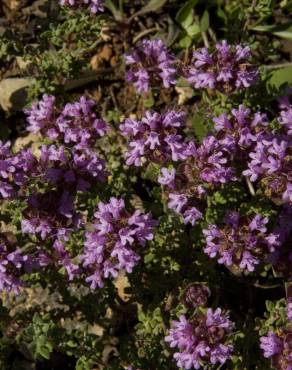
[0,241,29,294]
[37,239,80,281]
[268,205,292,277]
[39,145,108,192]
[260,330,292,370]
[203,212,279,272]
[158,165,205,226]
[278,93,292,136]
[81,198,157,288]
[20,96,108,238]
[165,308,234,369]
[183,284,211,309]
[125,39,258,94]
[243,137,292,204]
[189,136,236,184]
[59,0,104,13]
[213,104,269,159]
[125,39,177,93]
[21,191,81,241]
[187,40,258,93]
[157,135,235,225]
[25,95,108,149]
[120,110,189,166]
[0,94,111,286]
[0,141,37,199]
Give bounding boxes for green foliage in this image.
[259,299,288,336]
[0,0,291,369]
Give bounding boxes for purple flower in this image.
[213,105,268,156]
[288,298,292,322]
[203,212,279,273]
[187,40,258,93]
[125,39,177,93]
[53,240,80,280]
[183,284,210,309]
[24,95,57,138]
[165,308,234,369]
[158,167,176,188]
[40,145,108,192]
[120,110,189,166]
[158,164,206,226]
[260,332,282,358]
[25,95,108,149]
[269,205,292,277]
[59,0,104,13]
[168,193,188,213]
[243,137,292,204]
[80,198,157,288]
[183,207,203,226]
[278,92,292,136]
[195,136,236,184]
[21,191,81,241]
[260,330,292,369]
[56,96,108,149]
[0,143,38,199]
[0,242,29,294]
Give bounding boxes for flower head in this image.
[120,110,189,166]
[183,284,211,309]
[165,308,234,369]
[21,191,81,241]
[59,0,104,13]
[203,212,279,272]
[40,145,108,192]
[260,330,292,370]
[125,39,177,93]
[81,198,157,288]
[56,96,108,149]
[187,40,258,93]
[25,95,108,149]
[243,137,292,204]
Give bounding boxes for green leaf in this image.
[251,22,292,40]
[76,356,92,370]
[36,337,53,360]
[181,11,193,29]
[186,23,201,37]
[179,35,192,48]
[144,92,155,108]
[200,10,210,32]
[266,66,292,91]
[273,27,292,40]
[104,0,123,21]
[191,113,209,142]
[176,0,198,24]
[216,6,227,23]
[139,0,168,13]
[144,252,155,264]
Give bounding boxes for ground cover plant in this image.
[0,0,292,369]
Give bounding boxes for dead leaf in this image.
[175,86,194,105]
[2,0,21,11]
[90,45,113,70]
[113,272,131,302]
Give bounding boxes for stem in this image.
[133,27,160,44]
[253,283,283,289]
[118,0,124,15]
[208,27,217,42]
[245,176,255,196]
[195,15,209,48]
[243,0,257,31]
[201,31,210,48]
[263,62,292,70]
